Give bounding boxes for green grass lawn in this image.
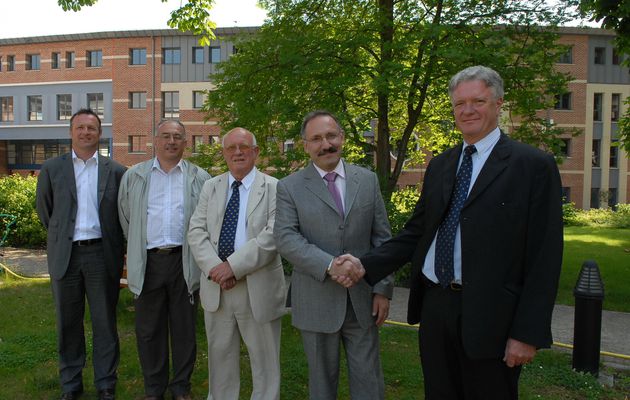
[1,276,629,399]
[559,226,630,312]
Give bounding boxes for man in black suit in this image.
[36,108,126,400]
[336,66,563,399]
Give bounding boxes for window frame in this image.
[162,91,180,119]
[27,95,43,121]
[87,93,104,118]
[86,50,103,68]
[129,48,147,65]
[554,92,572,110]
[162,48,181,65]
[56,94,72,121]
[209,46,221,64]
[26,54,41,70]
[129,91,147,109]
[51,52,61,69]
[594,47,606,65]
[192,47,204,64]
[66,51,75,68]
[0,96,14,122]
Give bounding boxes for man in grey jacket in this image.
[117,120,211,400]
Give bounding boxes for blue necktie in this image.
[435,145,477,287]
[218,180,241,261]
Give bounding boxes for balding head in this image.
[222,127,260,180]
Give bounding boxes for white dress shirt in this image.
[422,127,501,284]
[228,167,256,252]
[313,160,346,212]
[72,150,101,241]
[146,158,185,249]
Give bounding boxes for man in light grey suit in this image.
[274,110,393,400]
[117,120,210,400]
[188,127,286,400]
[36,108,126,400]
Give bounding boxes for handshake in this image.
[328,254,365,288]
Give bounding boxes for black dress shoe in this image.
[60,391,82,400]
[98,388,115,400]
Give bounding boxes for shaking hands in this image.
[328,254,365,288]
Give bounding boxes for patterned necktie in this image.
[435,145,477,287]
[324,172,344,217]
[218,180,242,261]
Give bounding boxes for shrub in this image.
[0,175,46,248]
[563,202,630,228]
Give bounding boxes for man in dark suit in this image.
[337,66,563,399]
[36,108,126,400]
[274,110,393,400]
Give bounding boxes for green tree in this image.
[204,0,578,193]
[57,0,217,44]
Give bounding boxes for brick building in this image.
[0,27,628,209]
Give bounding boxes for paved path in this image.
[2,247,629,367]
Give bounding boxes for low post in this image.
[572,260,604,376]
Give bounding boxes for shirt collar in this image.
[152,157,184,173]
[463,126,500,157]
[71,150,99,165]
[229,167,257,190]
[313,159,346,180]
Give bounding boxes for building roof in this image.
[0,27,259,45]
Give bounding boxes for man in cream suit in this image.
[274,110,393,400]
[188,127,286,400]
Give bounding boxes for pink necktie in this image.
[324,172,344,217]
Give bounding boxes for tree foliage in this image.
[57,0,217,44]
[204,0,579,193]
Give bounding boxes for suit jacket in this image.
[117,158,211,296]
[36,153,126,280]
[188,170,286,324]
[274,161,394,333]
[362,134,563,359]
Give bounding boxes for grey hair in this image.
[156,119,186,136]
[221,128,258,147]
[448,66,504,102]
[300,110,343,139]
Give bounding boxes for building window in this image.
[26,54,41,70]
[162,48,181,64]
[209,135,220,144]
[51,52,61,69]
[193,91,205,109]
[232,46,239,55]
[162,91,179,118]
[0,56,2,72]
[592,139,601,167]
[561,187,571,204]
[554,92,571,110]
[283,139,295,153]
[66,51,75,68]
[192,135,203,153]
[612,49,620,65]
[594,47,605,65]
[192,47,204,64]
[27,96,43,121]
[611,93,620,122]
[87,93,104,118]
[86,50,103,67]
[608,188,618,209]
[0,97,14,122]
[57,94,72,120]
[610,143,618,168]
[560,138,571,157]
[129,92,147,109]
[593,93,603,121]
[590,188,600,209]
[129,48,147,65]
[128,135,146,153]
[557,47,573,64]
[209,46,221,64]
[7,55,15,71]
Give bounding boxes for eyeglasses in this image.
[304,133,341,144]
[224,144,255,153]
[158,133,185,141]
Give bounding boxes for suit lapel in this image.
[246,171,265,219]
[212,173,230,240]
[343,162,359,219]
[97,155,110,206]
[465,135,510,206]
[440,145,461,206]
[303,163,340,216]
[63,154,78,203]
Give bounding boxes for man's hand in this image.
[372,293,390,327]
[209,261,235,287]
[220,277,237,291]
[329,254,364,287]
[503,338,537,367]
